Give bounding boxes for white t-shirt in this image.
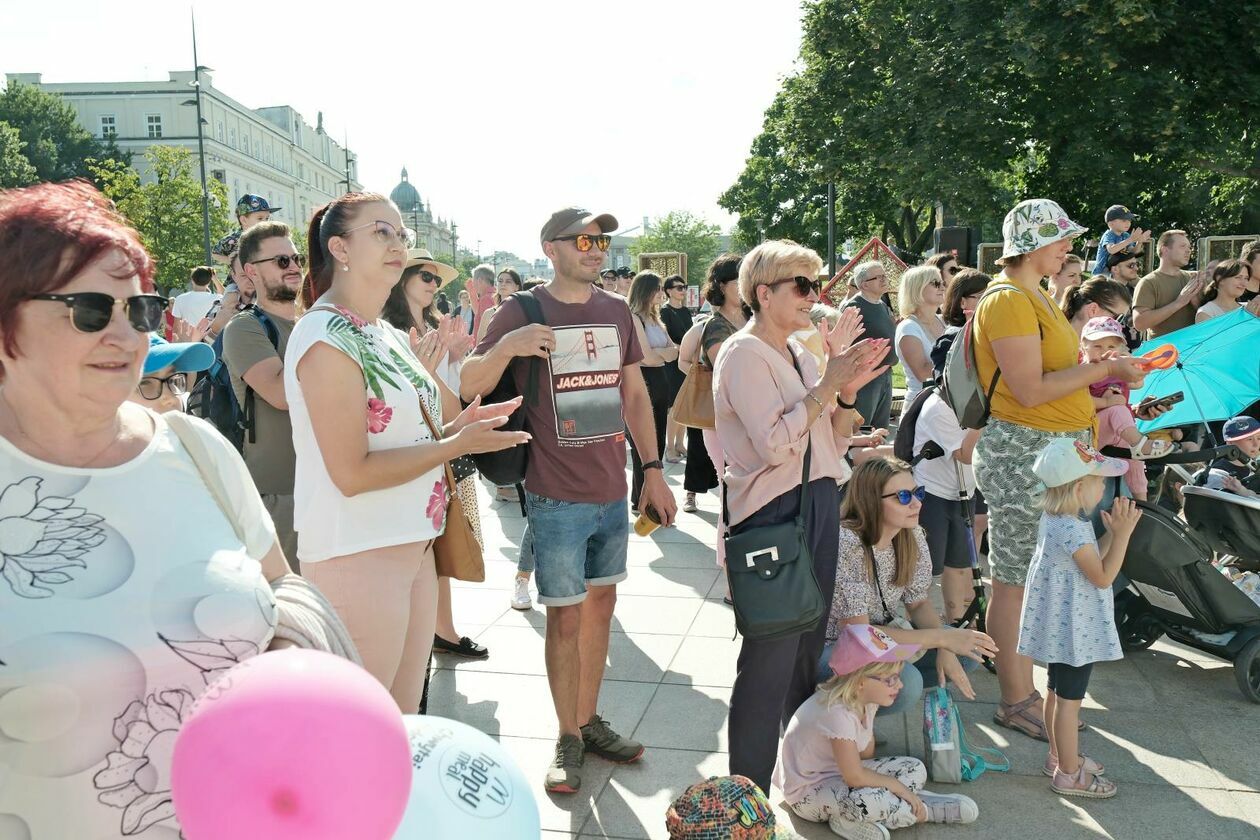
[1196,300,1236,322]
[0,409,277,839]
[913,392,976,499]
[171,288,221,324]
[285,304,447,563]
[772,691,877,803]
[894,315,943,402]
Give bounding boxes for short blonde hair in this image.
[818,659,903,712]
[897,265,941,318]
[739,239,823,313]
[1040,475,1100,516]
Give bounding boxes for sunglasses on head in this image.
[31,292,168,333]
[882,486,927,505]
[552,233,611,252]
[768,275,822,297]
[947,266,962,275]
[250,253,306,270]
[417,270,443,285]
[136,372,189,400]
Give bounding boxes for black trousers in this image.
[683,427,718,492]
[629,365,670,507]
[727,477,842,793]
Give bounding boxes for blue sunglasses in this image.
[882,486,927,505]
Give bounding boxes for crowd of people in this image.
[2,177,1259,840]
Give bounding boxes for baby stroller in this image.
[1111,444,1260,702]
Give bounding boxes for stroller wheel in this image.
[1115,591,1161,652]
[1235,638,1260,704]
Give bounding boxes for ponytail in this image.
[300,191,394,309]
[1061,277,1132,323]
[1061,286,1086,321]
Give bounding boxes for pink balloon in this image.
[171,649,411,840]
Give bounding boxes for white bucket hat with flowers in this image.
[998,199,1087,264]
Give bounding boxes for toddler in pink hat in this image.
[771,625,977,839]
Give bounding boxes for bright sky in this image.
[2,0,804,261]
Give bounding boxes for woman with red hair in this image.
[0,181,291,837]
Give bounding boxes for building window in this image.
[228,127,235,148]
[216,121,224,142]
[298,162,304,181]
[100,115,116,139]
[146,114,162,138]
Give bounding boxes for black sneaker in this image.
[580,714,644,763]
[544,733,584,794]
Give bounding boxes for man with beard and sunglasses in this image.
[221,221,303,565]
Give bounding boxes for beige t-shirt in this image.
[222,309,297,495]
[1134,268,1195,338]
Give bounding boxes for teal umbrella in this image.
[1131,309,1260,436]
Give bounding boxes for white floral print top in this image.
[0,410,277,838]
[284,303,447,563]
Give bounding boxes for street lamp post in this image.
[451,223,458,265]
[190,11,211,265]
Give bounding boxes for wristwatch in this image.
[641,460,664,472]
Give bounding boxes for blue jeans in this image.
[523,491,629,607]
[817,643,980,717]
[516,520,534,574]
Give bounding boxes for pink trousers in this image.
[1096,405,1148,498]
[303,539,437,712]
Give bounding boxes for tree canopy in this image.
[0,80,128,186]
[722,0,1260,258]
[629,210,723,287]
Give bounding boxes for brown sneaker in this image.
[544,734,584,794]
[580,714,644,763]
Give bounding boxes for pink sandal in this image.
[1052,766,1117,799]
[1043,753,1105,777]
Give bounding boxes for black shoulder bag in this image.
[722,356,826,641]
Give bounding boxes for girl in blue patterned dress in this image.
[1017,439,1141,799]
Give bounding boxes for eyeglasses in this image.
[338,220,416,249]
[947,266,962,276]
[665,284,685,292]
[861,273,887,283]
[552,233,612,252]
[768,276,822,297]
[881,486,927,505]
[865,673,903,688]
[1103,305,1129,321]
[136,372,189,401]
[250,253,307,270]
[928,280,946,289]
[417,270,443,285]
[30,292,169,333]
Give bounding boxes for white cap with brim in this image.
[1033,438,1129,488]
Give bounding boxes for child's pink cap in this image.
[1082,317,1126,341]
[828,624,921,676]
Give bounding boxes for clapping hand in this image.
[1101,496,1142,536]
[448,394,522,435]
[409,327,447,375]
[824,338,890,396]
[435,315,475,358]
[821,306,865,357]
[174,317,211,344]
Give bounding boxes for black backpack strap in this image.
[510,290,545,407]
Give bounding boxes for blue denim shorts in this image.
[524,491,629,606]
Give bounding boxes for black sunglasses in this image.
[947,266,962,276]
[250,253,306,270]
[882,486,927,505]
[664,283,685,291]
[768,276,822,297]
[137,372,189,400]
[417,270,442,285]
[552,234,612,252]
[31,292,168,333]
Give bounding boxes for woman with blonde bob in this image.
[823,457,997,720]
[715,238,889,793]
[894,266,946,402]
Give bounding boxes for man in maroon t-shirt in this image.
[463,207,677,795]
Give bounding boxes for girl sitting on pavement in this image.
[774,623,979,840]
[1017,439,1142,799]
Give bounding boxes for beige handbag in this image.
[672,335,715,430]
[417,400,486,582]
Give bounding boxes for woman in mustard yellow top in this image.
[972,199,1147,743]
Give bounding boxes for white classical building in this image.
[7,70,362,228]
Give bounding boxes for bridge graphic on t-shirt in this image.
[547,324,625,442]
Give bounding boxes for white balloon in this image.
[394,715,540,839]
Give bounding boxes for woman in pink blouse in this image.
[713,239,888,793]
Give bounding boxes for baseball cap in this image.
[998,199,1086,264]
[1223,416,1260,444]
[1033,439,1128,488]
[539,207,618,247]
[665,776,797,840]
[828,624,921,678]
[600,268,617,278]
[1106,249,1140,268]
[1081,317,1126,341]
[144,334,215,375]
[1105,205,1138,223]
[235,194,281,217]
[615,266,635,278]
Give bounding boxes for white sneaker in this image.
[826,815,889,840]
[511,575,532,611]
[919,791,979,824]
